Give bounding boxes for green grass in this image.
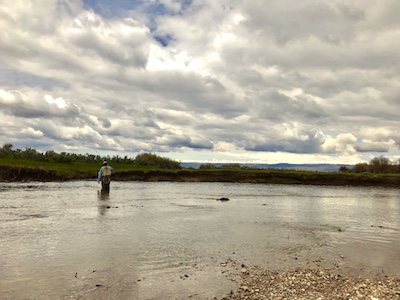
[0,157,155,178]
[1,157,400,181]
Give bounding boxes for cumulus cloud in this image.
[0,89,79,119]
[0,0,399,163]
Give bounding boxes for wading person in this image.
[98,161,114,192]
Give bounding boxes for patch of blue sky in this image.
[83,1,193,47]
[83,0,193,19]
[83,0,143,18]
[154,34,175,47]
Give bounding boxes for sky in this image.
[1,0,400,164]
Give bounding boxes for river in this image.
[0,181,399,299]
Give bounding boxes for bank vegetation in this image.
[0,144,400,188]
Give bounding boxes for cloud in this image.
[0,0,400,164]
[0,89,80,119]
[355,143,389,153]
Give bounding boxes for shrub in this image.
[199,163,216,169]
[223,163,241,169]
[134,153,181,169]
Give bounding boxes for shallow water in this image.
[0,181,399,299]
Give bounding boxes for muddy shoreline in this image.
[1,166,400,188]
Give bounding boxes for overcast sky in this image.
[1,0,399,164]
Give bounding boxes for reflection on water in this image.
[97,190,109,215]
[0,181,399,299]
[98,188,110,199]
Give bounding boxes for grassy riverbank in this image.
[0,158,147,181]
[0,157,154,179]
[1,157,400,188]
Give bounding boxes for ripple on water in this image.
[0,181,399,298]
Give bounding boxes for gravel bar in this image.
[222,266,400,300]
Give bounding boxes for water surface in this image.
[1,181,399,299]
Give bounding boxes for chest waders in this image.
[101,166,112,191]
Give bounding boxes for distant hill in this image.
[180,162,353,172]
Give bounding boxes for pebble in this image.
[224,267,400,299]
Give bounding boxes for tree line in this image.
[0,143,181,169]
[2,143,399,173]
[340,156,400,174]
[200,158,400,174]
[201,157,400,174]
